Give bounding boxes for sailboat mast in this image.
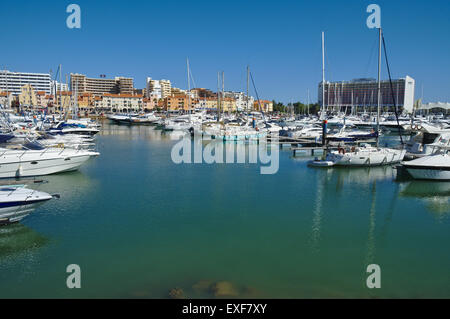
[246,66,249,123]
[307,89,310,116]
[222,71,224,116]
[59,64,62,115]
[187,57,191,114]
[217,72,220,122]
[376,28,382,147]
[321,31,325,118]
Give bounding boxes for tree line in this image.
[272,100,321,115]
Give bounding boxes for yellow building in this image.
[254,100,273,113]
[221,97,237,112]
[200,97,236,112]
[55,91,73,112]
[204,97,218,110]
[18,84,37,107]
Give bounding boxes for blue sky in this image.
[1,0,449,103]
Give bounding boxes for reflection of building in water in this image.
[400,181,450,217]
[0,224,49,259]
[100,122,164,141]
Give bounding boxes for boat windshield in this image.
[23,142,46,150]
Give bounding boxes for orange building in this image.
[163,94,189,111]
[77,93,96,112]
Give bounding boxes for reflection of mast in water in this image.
[379,181,400,246]
[365,182,377,266]
[310,171,327,252]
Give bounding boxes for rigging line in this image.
[364,36,378,79]
[249,71,266,123]
[381,33,404,145]
[325,50,332,83]
[189,67,197,89]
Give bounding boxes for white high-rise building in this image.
[50,80,69,95]
[223,91,254,112]
[146,77,171,99]
[0,70,52,96]
[318,76,415,113]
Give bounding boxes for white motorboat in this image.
[48,122,100,136]
[402,151,450,181]
[0,186,53,224]
[307,159,335,167]
[129,113,161,124]
[405,126,450,159]
[0,143,99,178]
[326,145,406,166]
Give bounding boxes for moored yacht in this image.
[48,122,100,136]
[402,151,450,181]
[0,186,54,225]
[0,143,99,178]
[326,145,406,166]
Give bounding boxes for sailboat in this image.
[324,28,406,167]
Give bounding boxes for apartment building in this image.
[146,77,172,99]
[50,80,69,95]
[18,84,38,106]
[101,94,143,112]
[254,100,273,112]
[223,91,254,112]
[0,70,52,95]
[191,88,217,100]
[70,74,134,95]
[55,91,73,111]
[0,91,13,107]
[163,95,188,111]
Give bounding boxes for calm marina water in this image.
[0,122,449,298]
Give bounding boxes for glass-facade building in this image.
[318,76,415,113]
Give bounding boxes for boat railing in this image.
[40,147,51,157]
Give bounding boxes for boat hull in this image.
[328,149,406,167]
[0,152,99,178]
[404,166,450,181]
[0,190,52,224]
